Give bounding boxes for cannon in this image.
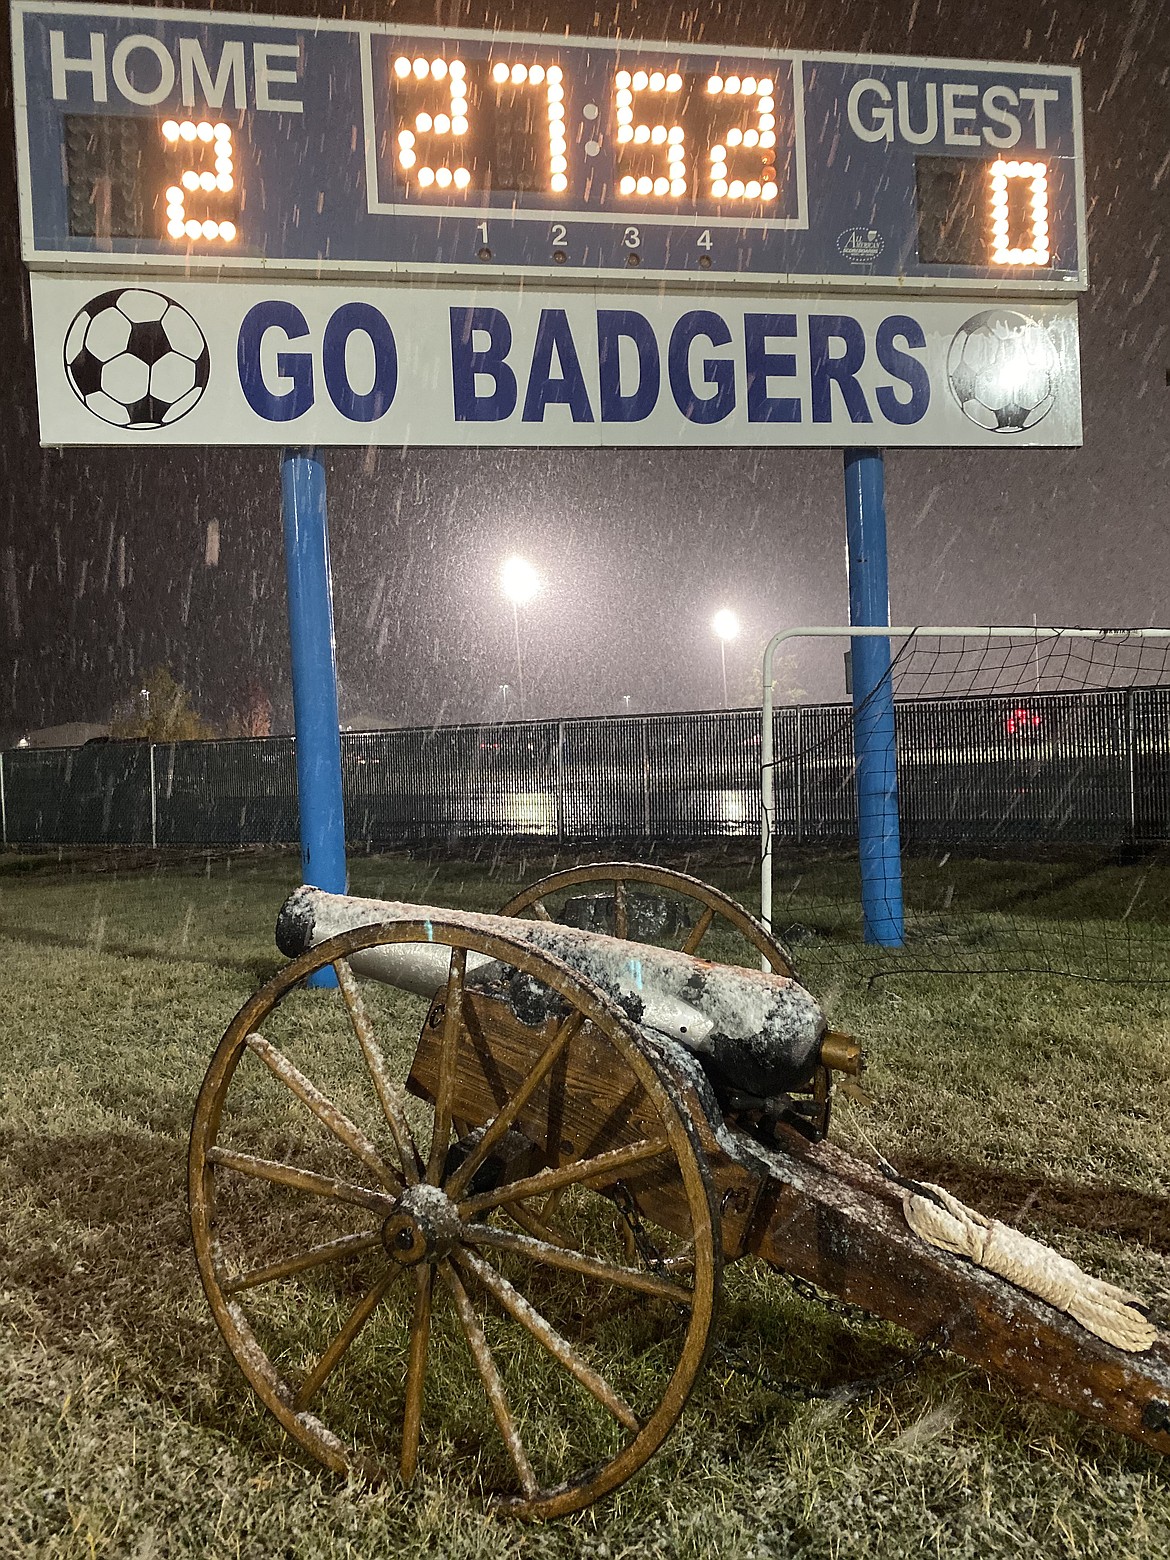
[189,863,1170,1519]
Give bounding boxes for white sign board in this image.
[31,274,1082,447]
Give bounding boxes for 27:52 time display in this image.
[387,52,790,211]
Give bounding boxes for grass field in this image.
[1,845,1168,1558]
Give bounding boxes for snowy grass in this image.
[0,845,1168,1558]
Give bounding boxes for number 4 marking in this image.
[696,229,713,251]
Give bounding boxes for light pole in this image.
[712,608,740,709]
[500,555,540,719]
[499,683,511,720]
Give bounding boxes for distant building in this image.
[23,722,110,749]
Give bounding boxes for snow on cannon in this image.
[188,863,1170,1519]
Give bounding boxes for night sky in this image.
[0,0,1166,743]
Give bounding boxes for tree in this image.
[731,640,807,709]
[110,666,215,741]
[224,675,273,738]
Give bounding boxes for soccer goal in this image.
[759,625,1170,985]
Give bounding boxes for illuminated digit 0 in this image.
[163,122,237,243]
[706,74,778,202]
[614,65,686,198]
[393,58,469,194]
[990,158,1050,266]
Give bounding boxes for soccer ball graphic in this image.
[64,288,210,430]
[947,309,1057,432]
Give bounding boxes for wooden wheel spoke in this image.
[440,1260,538,1500]
[455,1248,640,1433]
[613,878,629,941]
[400,1264,433,1485]
[222,1230,382,1295]
[294,1269,400,1411]
[459,1135,671,1219]
[245,1032,398,1190]
[445,1012,585,1200]
[426,949,467,1185]
[681,905,716,956]
[530,898,553,922]
[206,1146,397,1216]
[334,958,423,1185]
[465,1224,693,1305]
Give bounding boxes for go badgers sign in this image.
[30,275,1082,447]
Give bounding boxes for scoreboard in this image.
[12,3,1086,293]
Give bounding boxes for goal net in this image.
[759,627,1170,988]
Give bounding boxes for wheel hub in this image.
[382,1182,462,1265]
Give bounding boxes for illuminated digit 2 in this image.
[613,67,686,198]
[704,73,779,202]
[990,159,1049,266]
[161,119,236,242]
[391,54,471,191]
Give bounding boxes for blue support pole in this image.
[281,447,347,987]
[843,449,904,947]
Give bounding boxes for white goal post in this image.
[759,625,1170,953]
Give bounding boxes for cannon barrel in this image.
[277,885,835,1097]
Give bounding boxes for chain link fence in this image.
[3,687,1169,849]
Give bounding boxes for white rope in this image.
[903,1180,1157,1354]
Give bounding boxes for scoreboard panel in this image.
[13,3,1087,293]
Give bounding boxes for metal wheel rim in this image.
[189,918,721,1519]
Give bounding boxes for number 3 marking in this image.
[622,226,641,248]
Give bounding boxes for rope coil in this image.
[902,1180,1157,1354]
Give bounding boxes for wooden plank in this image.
[408,989,764,1257]
[748,1127,1170,1456]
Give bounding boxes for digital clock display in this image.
[380,54,795,212]
[14,4,1087,292]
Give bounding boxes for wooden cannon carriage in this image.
[189,864,1170,1518]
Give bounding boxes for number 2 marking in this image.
[551,223,568,245]
[162,119,236,243]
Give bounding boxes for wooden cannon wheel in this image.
[189,919,721,1519]
[499,861,796,977]
[501,864,833,1139]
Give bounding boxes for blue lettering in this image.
[668,311,735,424]
[237,301,313,421]
[321,303,397,422]
[449,307,517,421]
[875,315,930,425]
[808,315,872,424]
[744,314,800,423]
[597,310,660,422]
[522,310,594,422]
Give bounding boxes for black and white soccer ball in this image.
[64,288,210,430]
[947,309,1057,433]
